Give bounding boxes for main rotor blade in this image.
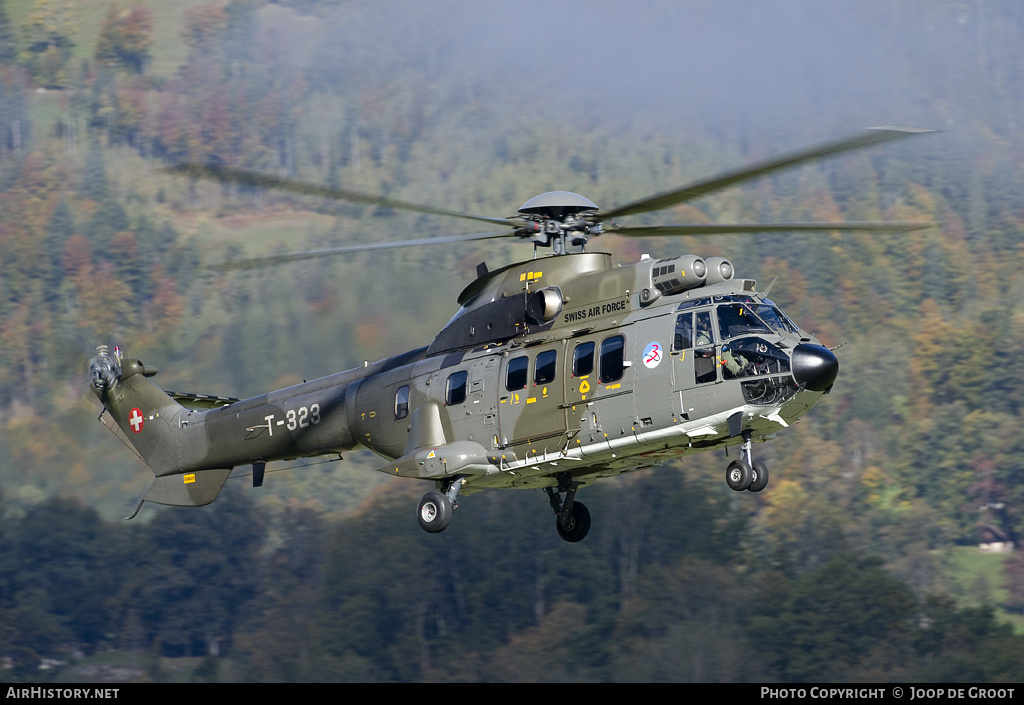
[603,220,941,237]
[206,230,517,271]
[161,163,519,228]
[599,127,936,221]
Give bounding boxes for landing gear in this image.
[416,476,465,534]
[726,430,770,493]
[556,501,591,543]
[545,471,591,543]
[726,459,753,491]
[748,461,769,493]
[417,491,452,533]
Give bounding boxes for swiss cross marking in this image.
[129,408,145,433]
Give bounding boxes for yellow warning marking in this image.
[579,380,591,393]
[184,474,196,484]
[606,383,621,390]
[427,449,436,458]
[527,397,536,404]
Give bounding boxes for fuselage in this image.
[134,252,836,495]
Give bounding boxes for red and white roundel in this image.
[129,408,145,433]
[642,341,663,369]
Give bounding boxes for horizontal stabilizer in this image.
[165,390,240,410]
[125,469,232,518]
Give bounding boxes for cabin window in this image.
[535,349,557,385]
[599,335,625,383]
[446,371,468,406]
[395,385,410,419]
[572,341,595,377]
[506,356,529,391]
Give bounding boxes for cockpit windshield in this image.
[752,301,799,335]
[700,295,798,339]
[717,303,772,340]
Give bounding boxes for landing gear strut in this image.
[726,431,769,493]
[545,472,591,542]
[417,476,465,533]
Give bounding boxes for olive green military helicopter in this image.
[90,126,936,541]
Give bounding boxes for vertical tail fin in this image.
[90,346,232,514]
[91,346,183,474]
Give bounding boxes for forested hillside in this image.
[1,0,1024,682]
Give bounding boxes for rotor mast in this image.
[515,191,601,255]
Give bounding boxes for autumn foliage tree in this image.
[94,4,154,74]
[18,0,76,88]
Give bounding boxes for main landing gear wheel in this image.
[417,491,452,533]
[726,459,753,491]
[556,501,591,543]
[545,471,591,542]
[748,460,769,493]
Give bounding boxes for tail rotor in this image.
[88,345,122,399]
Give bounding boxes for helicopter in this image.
[89,126,937,541]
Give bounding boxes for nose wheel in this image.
[726,431,770,493]
[726,459,753,490]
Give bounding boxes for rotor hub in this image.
[516,191,600,254]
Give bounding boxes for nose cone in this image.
[791,344,839,392]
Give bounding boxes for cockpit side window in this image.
[694,311,717,384]
[695,310,715,347]
[720,337,792,380]
[673,313,693,351]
